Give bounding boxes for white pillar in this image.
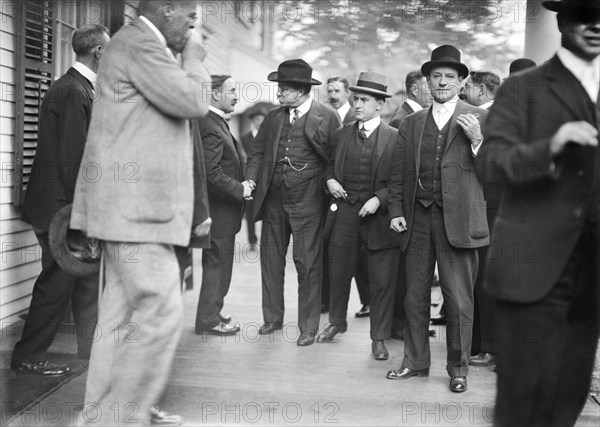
[524,0,561,64]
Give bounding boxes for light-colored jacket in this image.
[70,20,210,246]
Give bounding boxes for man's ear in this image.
[409,83,418,97]
[211,89,219,102]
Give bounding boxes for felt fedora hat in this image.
[509,58,537,75]
[543,0,600,12]
[49,204,101,277]
[421,44,469,79]
[348,71,393,98]
[267,59,321,85]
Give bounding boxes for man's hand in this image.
[550,121,598,156]
[327,179,347,199]
[390,217,407,233]
[457,113,483,148]
[358,197,380,217]
[192,217,212,237]
[242,180,254,200]
[182,29,207,62]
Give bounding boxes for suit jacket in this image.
[22,68,93,231]
[240,131,253,166]
[195,110,244,238]
[326,120,401,250]
[388,100,490,250]
[246,101,341,221]
[477,55,599,304]
[389,101,415,129]
[70,19,210,246]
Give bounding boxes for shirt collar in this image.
[290,94,313,117]
[557,47,600,86]
[139,15,167,48]
[405,98,423,112]
[72,62,97,86]
[480,100,494,110]
[209,105,226,118]
[358,115,381,137]
[432,95,459,116]
[337,101,351,121]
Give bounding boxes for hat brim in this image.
[421,61,469,79]
[267,71,321,85]
[543,1,600,12]
[49,204,100,278]
[348,85,392,98]
[542,1,562,11]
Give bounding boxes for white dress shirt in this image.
[405,98,424,113]
[72,62,97,87]
[289,95,313,123]
[337,101,351,122]
[358,116,381,138]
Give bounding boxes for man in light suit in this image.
[70,1,211,424]
[12,25,110,376]
[194,74,254,336]
[386,45,489,393]
[246,59,341,346]
[477,1,600,425]
[317,72,400,361]
[389,71,431,129]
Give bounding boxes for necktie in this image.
[290,108,299,125]
[435,104,447,129]
[359,125,367,140]
[581,65,598,103]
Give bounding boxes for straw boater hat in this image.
[542,0,600,12]
[421,45,469,79]
[348,71,393,98]
[267,59,321,85]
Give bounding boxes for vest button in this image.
[577,170,584,178]
[573,207,584,219]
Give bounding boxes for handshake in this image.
[242,180,256,200]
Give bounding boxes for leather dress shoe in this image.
[371,340,389,360]
[355,304,370,318]
[386,366,429,380]
[428,329,436,337]
[297,332,315,346]
[150,406,183,426]
[203,322,240,336]
[317,324,346,343]
[259,322,282,334]
[12,360,71,376]
[320,303,329,314]
[469,352,497,367]
[218,313,232,324]
[449,376,468,393]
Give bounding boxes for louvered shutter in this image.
[13,0,54,206]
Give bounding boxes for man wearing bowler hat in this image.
[317,71,400,361]
[477,0,600,425]
[246,59,341,346]
[386,45,489,393]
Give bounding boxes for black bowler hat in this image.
[348,71,393,98]
[267,59,321,85]
[543,0,600,12]
[421,45,469,79]
[509,58,537,75]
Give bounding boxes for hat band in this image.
[356,80,388,92]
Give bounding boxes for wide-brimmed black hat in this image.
[543,0,600,12]
[421,45,469,79]
[267,59,321,85]
[348,71,392,98]
[49,204,101,277]
[509,58,537,75]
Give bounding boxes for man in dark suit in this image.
[317,72,400,361]
[12,25,110,376]
[323,75,370,318]
[194,75,253,336]
[386,45,489,393]
[389,71,432,129]
[246,59,341,346]
[477,1,599,425]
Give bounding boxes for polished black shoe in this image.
[386,366,429,380]
[355,305,370,318]
[371,340,389,360]
[297,332,316,346]
[202,322,240,336]
[259,322,282,334]
[428,329,436,337]
[449,376,468,393]
[469,352,497,367]
[12,360,71,376]
[317,324,346,343]
[149,406,183,426]
[218,313,232,324]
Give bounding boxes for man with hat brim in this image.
[477,0,600,425]
[386,44,489,393]
[317,71,400,361]
[245,59,341,346]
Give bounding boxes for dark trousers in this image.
[260,180,324,335]
[392,253,407,336]
[494,228,599,427]
[403,203,478,377]
[11,231,98,364]
[245,200,257,245]
[328,201,398,339]
[322,243,369,310]
[195,235,236,331]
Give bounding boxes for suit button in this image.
[573,207,584,219]
[577,170,584,178]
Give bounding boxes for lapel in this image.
[271,107,286,162]
[444,99,467,155]
[371,120,390,174]
[211,111,242,169]
[336,124,355,179]
[68,68,94,101]
[402,101,414,115]
[547,55,595,124]
[304,102,322,142]
[414,107,429,176]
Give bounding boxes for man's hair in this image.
[469,71,501,96]
[405,71,424,92]
[138,0,166,16]
[211,75,232,91]
[326,76,350,91]
[71,25,109,57]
